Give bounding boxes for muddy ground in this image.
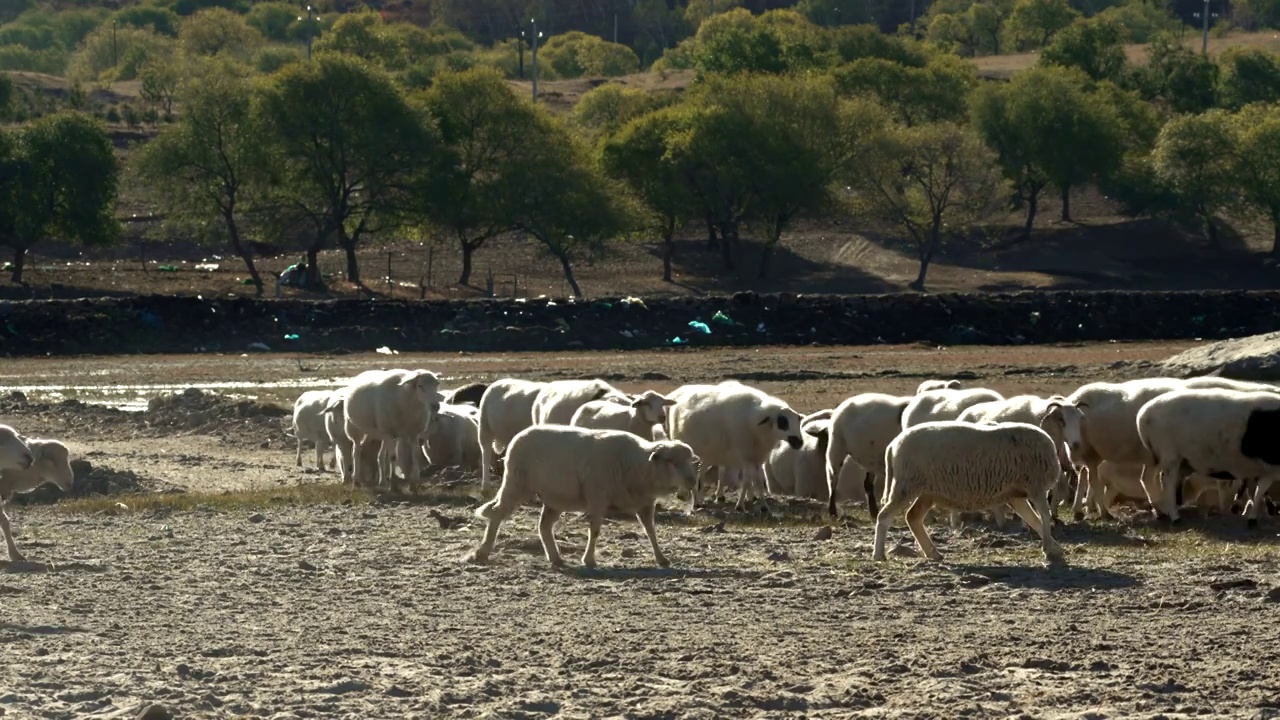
[2,342,1280,719]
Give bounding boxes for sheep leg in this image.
[1156,462,1185,525]
[1070,464,1089,521]
[1086,464,1111,519]
[990,504,1010,529]
[315,439,329,471]
[1010,495,1065,564]
[863,472,879,519]
[581,514,602,568]
[1245,478,1273,529]
[0,505,24,563]
[637,504,670,568]
[905,498,942,561]
[466,514,506,565]
[947,510,963,529]
[538,507,565,568]
[872,495,914,562]
[295,436,304,467]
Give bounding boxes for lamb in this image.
[421,402,482,471]
[1136,388,1280,526]
[1065,377,1278,520]
[465,425,700,569]
[445,382,489,407]
[820,393,914,519]
[873,420,1065,564]
[324,369,444,491]
[478,378,548,490]
[291,389,335,471]
[1097,460,1238,516]
[0,438,72,562]
[917,379,962,394]
[767,414,865,502]
[322,392,355,483]
[958,395,1086,521]
[901,387,1005,430]
[532,379,630,426]
[664,382,803,511]
[570,390,675,440]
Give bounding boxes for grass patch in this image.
[49,482,373,515]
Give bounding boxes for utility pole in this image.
[531,18,542,105]
[613,13,618,44]
[1202,0,1211,53]
[304,4,314,60]
[112,20,118,69]
[518,28,525,79]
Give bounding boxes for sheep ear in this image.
[757,415,771,427]
[661,397,677,407]
[647,449,663,464]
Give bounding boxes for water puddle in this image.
[0,378,351,412]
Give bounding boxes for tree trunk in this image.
[339,230,360,284]
[705,213,718,249]
[661,217,676,283]
[1060,185,1071,222]
[459,236,475,286]
[1204,210,1218,246]
[1272,210,1280,258]
[223,210,263,297]
[10,246,25,284]
[304,246,322,290]
[1021,189,1038,241]
[717,221,737,271]
[910,225,940,291]
[556,252,583,297]
[758,216,784,280]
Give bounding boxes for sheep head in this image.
[632,391,677,426]
[648,441,700,493]
[759,405,804,449]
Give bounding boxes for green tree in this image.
[571,83,674,141]
[1141,32,1218,113]
[1151,109,1238,245]
[139,57,179,116]
[1038,16,1127,82]
[1231,103,1280,256]
[133,64,269,294]
[255,54,441,287]
[421,67,538,286]
[0,111,119,284]
[311,10,403,68]
[852,122,1007,290]
[971,65,1126,232]
[1007,0,1079,49]
[600,105,697,282]
[177,7,262,59]
[501,114,637,298]
[833,54,976,125]
[539,31,641,78]
[1217,46,1280,109]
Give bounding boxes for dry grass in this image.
[49,482,371,515]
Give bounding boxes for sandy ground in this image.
[2,342,1280,719]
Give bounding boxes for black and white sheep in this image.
[465,425,700,568]
[873,420,1065,564]
[1136,388,1280,526]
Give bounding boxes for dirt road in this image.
[2,342,1279,719]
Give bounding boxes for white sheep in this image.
[1065,377,1277,520]
[958,395,1086,523]
[917,379,962,394]
[902,387,1005,430]
[664,382,804,511]
[767,414,865,502]
[873,420,1065,564]
[820,393,914,519]
[477,378,548,490]
[570,390,675,440]
[1136,388,1280,526]
[421,402,482,471]
[0,438,72,562]
[324,369,444,491]
[0,425,33,474]
[532,379,630,426]
[1097,460,1237,516]
[465,425,700,568]
[291,389,335,471]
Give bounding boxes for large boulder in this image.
[1157,331,1280,380]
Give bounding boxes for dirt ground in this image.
[2,341,1280,719]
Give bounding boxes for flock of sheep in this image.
[0,368,1277,569]
[283,369,1280,570]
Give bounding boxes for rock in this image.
[766,550,789,562]
[1209,578,1257,592]
[1264,586,1280,603]
[298,560,318,572]
[958,573,991,588]
[812,526,833,541]
[699,520,725,534]
[1156,331,1280,380]
[135,704,174,720]
[247,513,266,524]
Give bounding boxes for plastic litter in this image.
[620,330,634,338]
[283,334,300,341]
[594,301,613,310]
[670,336,688,345]
[1028,311,1041,324]
[376,346,399,355]
[756,322,767,333]
[711,311,734,325]
[620,296,647,308]
[156,265,179,272]
[195,263,219,271]
[247,342,271,352]
[688,321,711,334]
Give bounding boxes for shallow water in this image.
[0,378,351,412]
